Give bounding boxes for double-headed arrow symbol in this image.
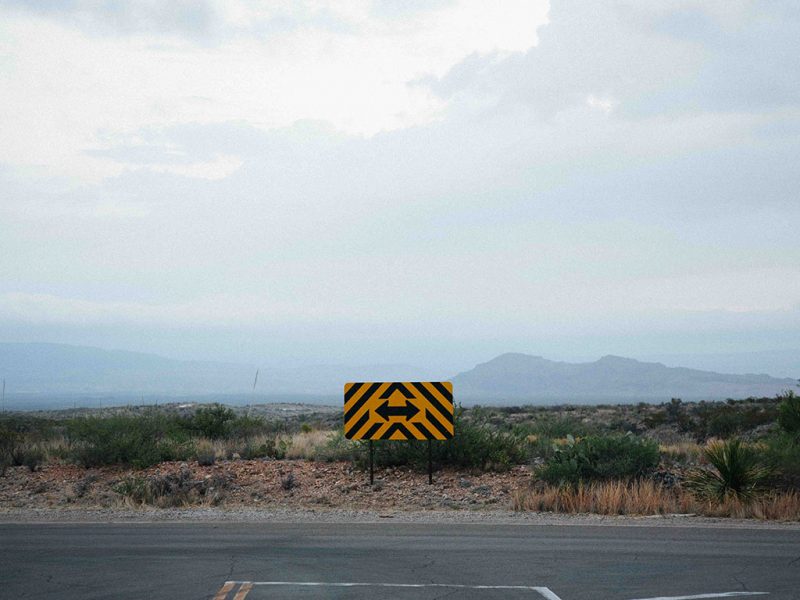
[375,400,419,421]
[374,382,419,421]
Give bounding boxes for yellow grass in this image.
[283,430,337,459]
[659,441,703,463]
[512,480,800,521]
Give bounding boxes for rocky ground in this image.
[0,459,527,512]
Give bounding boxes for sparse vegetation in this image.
[685,439,772,502]
[537,434,660,486]
[113,467,230,507]
[512,480,800,520]
[2,394,798,520]
[777,391,800,438]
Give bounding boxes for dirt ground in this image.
[0,459,530,511]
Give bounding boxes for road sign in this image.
[343,381,454,440]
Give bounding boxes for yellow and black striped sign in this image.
[343,382,454,440]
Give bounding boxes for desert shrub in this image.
[0,416,58,466]
[691,401,779,440]
[763,432,800,489]
[190,404,235,439]
[777,391,800,438]
[66,414,192,468]
[685,439,771,502]
[22,445,44,472]
[194,440,216,466]
[514,415,594,439]
[311,430,358,462]
[0,427,24,466]
[281,471,297,490]
[114,467,230,507]
[239,437,287,460]
[538,434,659,486]
[225,414,271,439]
[0,454,10,477]
[360,408,526,472]
[73,473,98,498]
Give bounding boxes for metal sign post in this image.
[428,439,433,485]
[369,440,374,485]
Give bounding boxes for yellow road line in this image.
[233,582,253,600]
[213,581,235,600]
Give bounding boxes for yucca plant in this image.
[685,439,771,502]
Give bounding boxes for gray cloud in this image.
[2,0,800,369]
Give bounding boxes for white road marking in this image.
[228,581,562,598]
[627,592,768,600]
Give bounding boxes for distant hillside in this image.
[0,343,440,397]
[0,343,255,395]
[451,353,797,402]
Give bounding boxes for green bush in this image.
[763,432,800,489]
[22,446,44,472]
[240,438,287,460]
[359,407,526,472]
[685,439,771,502]
[190,404,236,439]
[514,415,594,439]
[538,434,659,486]
[690,400,779,440]
[66,414,192,468]
[312,430,358,462]
[194,440,216,466]
[777,391,800,437]
[0,416,57,466]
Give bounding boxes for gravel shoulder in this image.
[1,458,799,530]
[2,506,800,530]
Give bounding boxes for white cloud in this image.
[0,0,549,184]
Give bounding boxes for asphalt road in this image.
[1,520,799,600]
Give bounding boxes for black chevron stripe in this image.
[431,381,453,402]
[379,382,415,399]
[383,422,415,440]
[344,382,381,424]
[344,409,370,439]
[412,419,439,440]
[344,382,363,403]
[424,409,453,439]
[361,421,383,440]
[411,382,453,425]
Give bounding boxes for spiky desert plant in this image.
[685,439,771,502]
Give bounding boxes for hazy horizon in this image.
[2,1,799,372]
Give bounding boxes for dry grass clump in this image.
[659,441,703,463]
[512,480,694,515]
[695,491,800,520]
[512,480,800,520]
[284,430,335,460]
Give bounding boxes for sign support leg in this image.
[428,439,433,485]
[369,440,374,485]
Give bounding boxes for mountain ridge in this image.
[1,343,796,403]
[451,352,796,401]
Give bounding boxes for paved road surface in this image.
[1,521,798,599]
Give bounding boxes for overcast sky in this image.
[1,0,799,371]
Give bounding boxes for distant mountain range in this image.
[0,343,796,408]
[0,342,440,397]
[452,353,797,402]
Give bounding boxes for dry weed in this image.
[512,480,800,520]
